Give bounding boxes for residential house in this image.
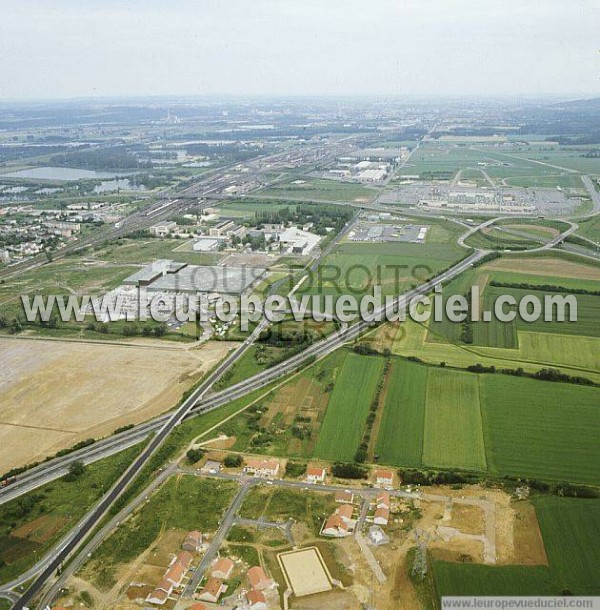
[244,458,280,478]
[182,531,203,552]
[336,503,355,525]
[189,604,208,610]
[374,507,390,526]
[211,556,234,579]
[375,469,394,488]
[305,467,326,484]
[322,514,351,538]
[174,550,193,569]
[164,562,186,587]
[376,492,391,510]
[247,566,274,590]
[197,577,226,603]
[146,579,173,605]
[246,589,268,610]
[335,491,354,504]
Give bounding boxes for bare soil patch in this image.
[0,339,234,471]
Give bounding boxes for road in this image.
[9,243,484,608]
[1,209,582,516]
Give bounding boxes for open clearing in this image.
[422,369,487,471]
[0,338,234,471]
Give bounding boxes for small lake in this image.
[2,167,132,181]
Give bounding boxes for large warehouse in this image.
[122,259,265,295]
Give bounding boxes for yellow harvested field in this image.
[484,257,600,281]
[278,547,333,597]
[0,338,235,472]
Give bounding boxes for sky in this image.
[1,0,599,100]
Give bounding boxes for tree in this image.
[224,454,243,468]
[186,449,203,463]
[65,460,85,481]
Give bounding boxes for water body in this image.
[2,166,132,181]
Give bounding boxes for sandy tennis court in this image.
[0,337,235,472]
[278,547,333,597]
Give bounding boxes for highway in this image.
[0,213,581,514]
[10,242,485,609]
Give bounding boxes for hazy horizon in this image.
[2,0,599,101]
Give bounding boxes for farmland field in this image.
[374,359,427,467]
[432,562,557,597]
[313,353,384,461]
[481,376,600,484]
[300,240,465,298]
[533,496,600,595]
[0,338,235,472]
[422,369,486,471]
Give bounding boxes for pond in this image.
[2,166,133,181]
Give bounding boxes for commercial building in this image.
[149,221,177,236]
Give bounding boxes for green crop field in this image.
[369,355,599,481]
[432,562,557,598]
[485,286,600,338]
[301,240,465,299]
[481,376,600,484]
[313,353,384,461]
[533,496,600,595]
[422,369,486,471]
[374,359,428,466]
[576,214,600,242]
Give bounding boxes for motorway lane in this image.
[12,249,483,608]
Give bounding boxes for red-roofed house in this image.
[164,562,186,587]
[244,458,280,478]
[322,514,351,537]
[247,565,274,590]
[246,588,268,610]
[305,466,326,484]
[335,490,354,504]
[336,503,355,525]
[175,550,193,568]
[374,507,390,525]
[146,579,173,605]
[376,492,391,510]
[182,530,203,552]
[375,469,394,488]
[198,577,226,603]
[211,556,234,579]
[189,604,208,610]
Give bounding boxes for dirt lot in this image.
[0,338,235,471]
[485,257,600,280]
